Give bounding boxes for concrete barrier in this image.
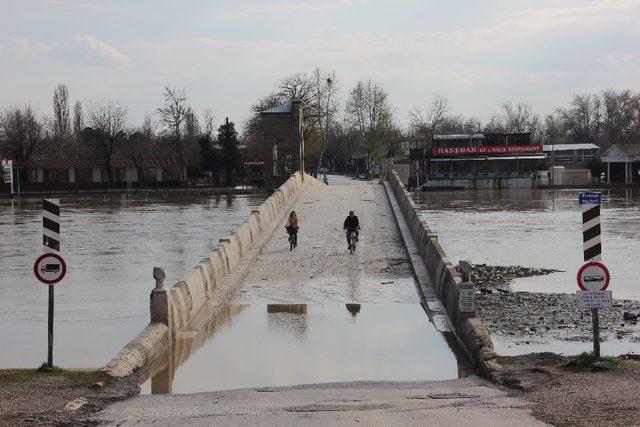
[387,170,498,377]
[104,172,313,377]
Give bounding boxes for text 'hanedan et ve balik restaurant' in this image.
[412,133,547,188]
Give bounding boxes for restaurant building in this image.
[420,133,546,188]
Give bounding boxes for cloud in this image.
[0,35,129,67]
[227,0,362,18]
[71,34,130,66]
[0,38,60,56]
[601,52,640,67]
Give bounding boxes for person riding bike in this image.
[343,210,360,249]
[286,211,299,248]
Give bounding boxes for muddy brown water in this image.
[0,192,267,368]
[412,187,640,301]
[413,187,640,356]
[140,304,469,394]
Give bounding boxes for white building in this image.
[601,144,640,184]
[542,143,599,168]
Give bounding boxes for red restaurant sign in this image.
[434,145,543,156]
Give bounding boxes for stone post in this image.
[150,266,172,328]
[458,260,474,282]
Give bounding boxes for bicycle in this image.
[286,226,298,251]
[347,229,357,254]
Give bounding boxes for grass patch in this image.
[561,352,624,371]
[0,369,38,389]
[0,365,108,389]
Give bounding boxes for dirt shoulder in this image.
[494,353,640,427]
[0,368,139,426]
[467,264,640,345]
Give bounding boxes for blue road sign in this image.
[579,192,601,205]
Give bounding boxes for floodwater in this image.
[413,188,640,301]
[140,304,468,395]
[0,192,267,368]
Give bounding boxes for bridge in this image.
[97,172,544,424]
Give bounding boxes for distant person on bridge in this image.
[286,211,299,249]
[343,210,360,249]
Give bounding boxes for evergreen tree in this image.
[218,118,241,186]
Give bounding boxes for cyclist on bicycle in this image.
[343,210,360,249]
[286,211,299,246]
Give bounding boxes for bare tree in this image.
[157,86,189,180]
[544,111,567,145]
[345,79,394,169]
[309,68,339,175]
[278,72,314,102]
[73,101,83,142]
[53,83,71,154]
[502,102,541,136]
[86,100,127,182]
[0,104,43,163]
[601,89,637,146]
[124,114,156,186]
[483,114,505,133]
[202,109,216,139]
[409,94,449,140]
[560,94,602,145]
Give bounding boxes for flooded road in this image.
[0,192,267,368]
[139,177,467,393]
[413,188,640,301]
[141,304,467,394]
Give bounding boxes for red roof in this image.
[26,158,181,169]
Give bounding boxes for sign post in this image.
[35,199,64,368]
[578,192,607,359]
[1,159,13,195]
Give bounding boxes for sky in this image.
[1,0,639,132]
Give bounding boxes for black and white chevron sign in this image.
[580,192,601,262]
[43,199,60,252]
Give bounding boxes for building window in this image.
[44,168,69,183]
[27,169,37,183]
[101,168,110,182]
[115,167,126,182]
[75,168,93,183]
[144,167,157,182]
[161,167,181,181]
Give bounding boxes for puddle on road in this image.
[140,304,470,394]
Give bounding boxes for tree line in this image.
[2,75,639,181]
[244,69,640,174]
[0,84,242,185]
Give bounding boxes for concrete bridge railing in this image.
[104,172,310,377]
[388,170,499,376]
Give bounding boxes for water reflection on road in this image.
[0,192,266,368]
[413,187,640,300]
[140,304,469,394]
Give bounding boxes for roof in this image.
[26,158,181,169]
[601,143,640,159]
[261,102,292,114]
[542,143,599,152]
[433,134,484,140]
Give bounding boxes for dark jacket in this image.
[343,215,360,230]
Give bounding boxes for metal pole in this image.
[592,308,600,359]
[48,285,54,367]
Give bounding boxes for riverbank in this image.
[467,264,640,347]
[0,185,261,198]
[0,368,139,426]
[495,352,640,426]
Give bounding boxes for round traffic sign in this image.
[34,253,66,285]
[577,261,610,291]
